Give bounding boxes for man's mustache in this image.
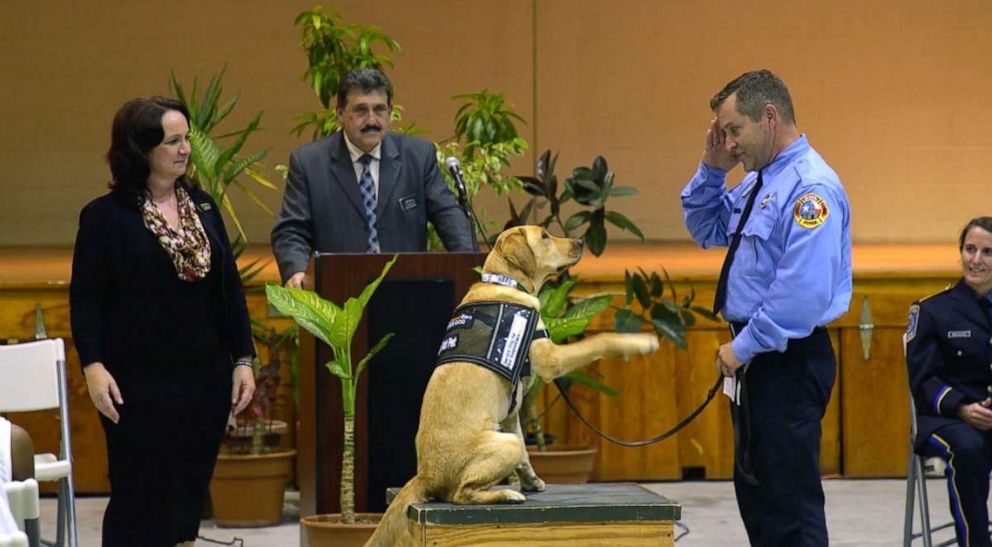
[361,125,382,133]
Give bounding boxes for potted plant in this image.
[209,326,298,527]
[430,89,528,249]
[169,68,277,250]
[521,276,616,483]
[265,255,397,547]
[292,6,402,141]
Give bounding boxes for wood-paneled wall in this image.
[0,245,959,492]
[540,272,955,481]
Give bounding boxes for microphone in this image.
[445,156,469,208]
[444,156,489,251]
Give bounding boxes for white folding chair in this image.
[2,479,39,547]
[0,339,77,547]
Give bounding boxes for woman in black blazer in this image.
[70,97,255,547]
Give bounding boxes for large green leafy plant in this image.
[430,89,528,249]
[614,269,715,348]
[265,255,397,524]
[513,151,643,256]
[522,277,617,451]
[293,6,402,140]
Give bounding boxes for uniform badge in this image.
[906,305,919,342]
[760,193,774,209]
[197,202,212,212]
[793,192,829,229]
[947,330,971,338]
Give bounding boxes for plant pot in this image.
[209,449,296,527]
[301,513,383,547]
[527,445,598,483]
[222,419,289,455]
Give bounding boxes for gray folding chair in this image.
[902,400,955,547]
[0,339,77,547]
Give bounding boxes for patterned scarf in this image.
[141,187,212,281]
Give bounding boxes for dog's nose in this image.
[575,238,584,249]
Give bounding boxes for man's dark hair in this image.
[336,67,394,110]
[959,217,992,250]
[710,69,796,124]
[106,96,191,206]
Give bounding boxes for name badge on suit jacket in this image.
[399,195,418,211]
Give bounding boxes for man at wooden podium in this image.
[271,67,476,287]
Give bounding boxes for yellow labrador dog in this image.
[365,226,659,546]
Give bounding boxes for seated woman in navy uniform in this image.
[906,216,992,547]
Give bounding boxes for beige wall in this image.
[2,0,990,247]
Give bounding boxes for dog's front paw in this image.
[622,334,660,358]
[521,475,546,493]
[515,463,546,492]
[497,489,527,503]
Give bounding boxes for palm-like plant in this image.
[265,255,398,524]
[169,69,277,253]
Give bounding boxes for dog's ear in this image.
[501,229,537,278]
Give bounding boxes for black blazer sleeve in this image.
[69,199,113,368]
[196,190,256,362]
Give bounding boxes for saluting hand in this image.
[83,362,123,424]
[702,117,739,172]
[957,398,992,431]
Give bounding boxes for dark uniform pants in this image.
[731,326,835,547]
[920,421,992,547]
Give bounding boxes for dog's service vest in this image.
[435,301,548,413]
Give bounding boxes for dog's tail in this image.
[364,476,428,547]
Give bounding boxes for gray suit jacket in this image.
[271,131,477,282]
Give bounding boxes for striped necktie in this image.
[358,154,380,253]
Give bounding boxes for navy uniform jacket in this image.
[906,279,992,450]
[270,131,476,283]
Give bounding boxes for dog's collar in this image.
[481,272,528,293]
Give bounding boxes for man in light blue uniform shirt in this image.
[681,69,852,546]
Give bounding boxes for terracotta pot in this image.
[301,513,383,547]
[527,445,598,483]
[209,449,296,527]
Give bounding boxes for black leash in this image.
[553,374,724,447]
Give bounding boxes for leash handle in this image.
[552,374,724,447]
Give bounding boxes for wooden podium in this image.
[298,252,487,516]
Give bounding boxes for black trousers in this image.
[920,421,992,547]
[730,326,835,547]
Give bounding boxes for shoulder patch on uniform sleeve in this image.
[793,192,829,229]
[906,304,919,342]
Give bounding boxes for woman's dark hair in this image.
[106,96,191,205]
[959,217,992,250]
